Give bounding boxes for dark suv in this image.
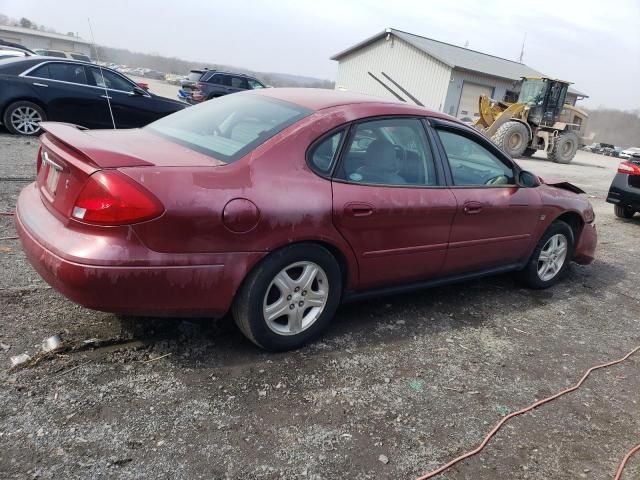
[607,152,640,218]
[179,70,265,104]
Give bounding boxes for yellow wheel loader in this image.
[475,77,592,163]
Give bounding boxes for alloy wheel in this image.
[262,261,329,336]
[537,233,568,281]
[10,106,42,135]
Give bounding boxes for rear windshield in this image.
[44,51,66,58]
[186,71,204,81]
[70,53,91,62]
[146,93,311,163]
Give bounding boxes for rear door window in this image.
[29,62,88,85]
[338,118,438,186]
[186,71,204,82]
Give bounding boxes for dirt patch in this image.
[1,139,639,479]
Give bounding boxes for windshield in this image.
[186,71,204,81]
[146,93,311,162]
[518,79,547,106]
[70,53,91,62]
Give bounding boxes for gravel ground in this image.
[1,133,639,480]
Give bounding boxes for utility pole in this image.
[518,32,527,63]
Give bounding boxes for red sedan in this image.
[15,89,597,350]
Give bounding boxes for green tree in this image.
[19,17,32,28]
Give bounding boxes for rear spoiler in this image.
[39,122,153,168]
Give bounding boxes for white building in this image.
[0,25,91,56]
[332,28,588,121]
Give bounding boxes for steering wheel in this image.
[485,174,509,185]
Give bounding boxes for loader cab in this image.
[518,78,569,127]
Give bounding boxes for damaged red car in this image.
[15,89,597,350]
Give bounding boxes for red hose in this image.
[615,443,640,480]
[416,346,640,480]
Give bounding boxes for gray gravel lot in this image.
[1,132,639,479]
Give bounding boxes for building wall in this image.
[0,28,91,55]
[443,68,517,116]
[335,36,452,111]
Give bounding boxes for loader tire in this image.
[548,131,579,164]
[492,121,530,158]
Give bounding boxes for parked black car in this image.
[143,69,165,80]
[179,69,266,104]
[606,153,640,218]
[0,57,185,135]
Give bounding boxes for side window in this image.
[29,63,87,85]
[248,78,265,89]
[231,76,249,89]
[436,129,515,186]
[216,75,232,87]
[339,118,437,186]
[309,131,344,174]
[88,67,134,92]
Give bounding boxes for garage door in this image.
[457,82,493,121]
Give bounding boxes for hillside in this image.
[91,45,334,89]
[584,108,640,147]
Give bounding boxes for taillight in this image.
[36,146,43,174]
[618,161,640,175]
[71,171,164,225]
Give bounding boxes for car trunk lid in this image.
[36,122,224,220]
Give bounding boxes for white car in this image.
[620,147,640,159]
[0,46,31,60]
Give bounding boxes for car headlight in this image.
[584,206,595,223]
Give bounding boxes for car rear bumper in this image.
[574,222,597,264]
[607,173,640,209]
[15,183,262,317]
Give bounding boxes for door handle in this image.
[463,201,483,215]
[100,95,112,100]
[345,203,374,217]
[32,82,48,87]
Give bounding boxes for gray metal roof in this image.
[0,25,91,45]
[331,28,588,97]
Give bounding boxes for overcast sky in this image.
[1,0,638,109]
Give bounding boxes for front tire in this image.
[492,121,530,157]
[3,101,46,136]
[614,205,635,219]
[518,221,574,289]
[548,131,579,164]
[232,244,342,351]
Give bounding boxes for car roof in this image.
[250,87,444,114]
[202,70,257,79]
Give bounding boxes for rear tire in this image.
[518,221,574,289]
[492,121,530,157]
[232,244,342,351]
[548,131,579,164]
[614,205,635,219]
[3,101,46,136]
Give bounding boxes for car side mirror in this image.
[132,86,147,96]
[518,170,540,187]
